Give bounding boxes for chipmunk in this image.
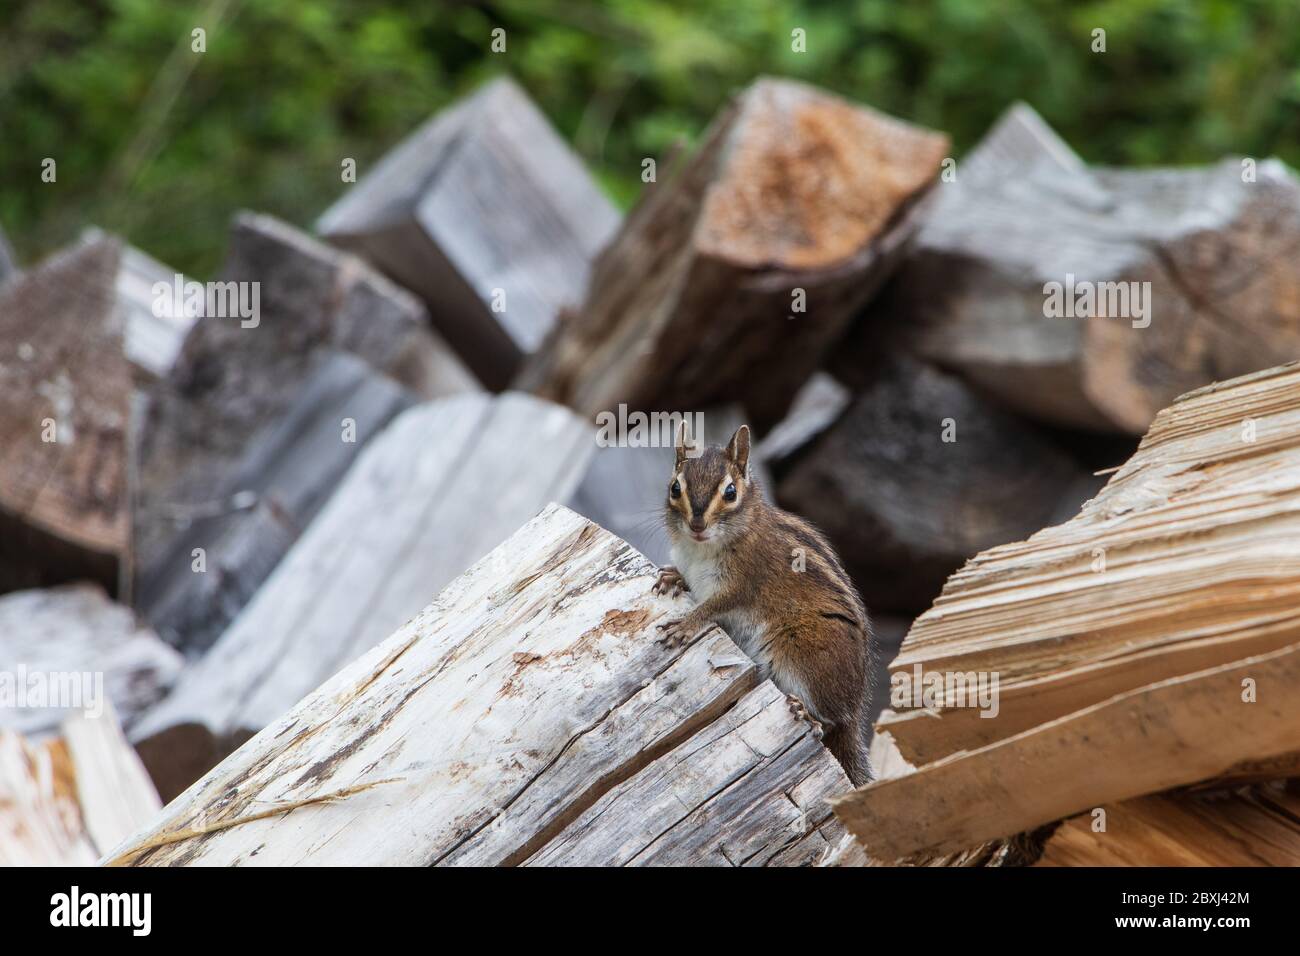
[654,422,874,784]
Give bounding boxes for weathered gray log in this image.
[0,238,132,595]
[519,77,949,430]
[779,355,1098,612]
[318,77,620,390]
[107,505,849,866]
[134,211,481,651]
[131,392,593,793]
[0,583,182,737]
[82,227,198,384]
[135,350,415,654]
[864,102,1300,433]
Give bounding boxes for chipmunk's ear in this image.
[726,424,751,478]
[675,419,691,469]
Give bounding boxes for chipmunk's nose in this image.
[688,511,707,533]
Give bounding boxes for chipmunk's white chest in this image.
[670,539,769,669]
[671,538,722,603]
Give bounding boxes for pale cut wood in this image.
[0,731,96,865]
[864,102,1300,433]
[1037,784,1300,867]
[107,506,848,866]
[0,238,131,595]
[755,371,850,466]
[880,361,1300,764]
[524,681,849,867]
[62,701,162,855]
[520,77,949,430]
[834,640,1300,861]
[318,76,620,390]
[0,583,182,738]
[132,393,593,773]
[0,703,161,865]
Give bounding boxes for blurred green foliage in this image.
[1,0,1298,276]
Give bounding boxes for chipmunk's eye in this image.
[670,480,681,499]
[723,483,737,502]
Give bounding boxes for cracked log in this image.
[0,238,132,595]
[0,583,182,738]
[108,505,849,866]
[856,102,1300,434]
[318,76,620,390]
[132,392,593,799]
[518,77,949,431]
[134,212,482,652]
[877,361,1300,766]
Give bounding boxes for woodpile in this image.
[834,363,1300,863]
[2,72,1299,868]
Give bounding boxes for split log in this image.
[1038,783,1300,866]
[134,211,483,651]
[107,505,848,866]
[0,583,182,737]
[0,702,161,865]
[878,361,1300,765]
[82,227,197,384]
[0,238,132,595]
[864,101,1300,433]
[778,356,1098,612]
[131,393,593,794]
[61,702,163,856]
[833,639,1300,861]
[318,76,620,390]
[135,350,415,653]
[519,77,949,430]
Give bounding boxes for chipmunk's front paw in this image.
[653,565,689,597]
[787,695,824,740]
[656,617,699,648]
